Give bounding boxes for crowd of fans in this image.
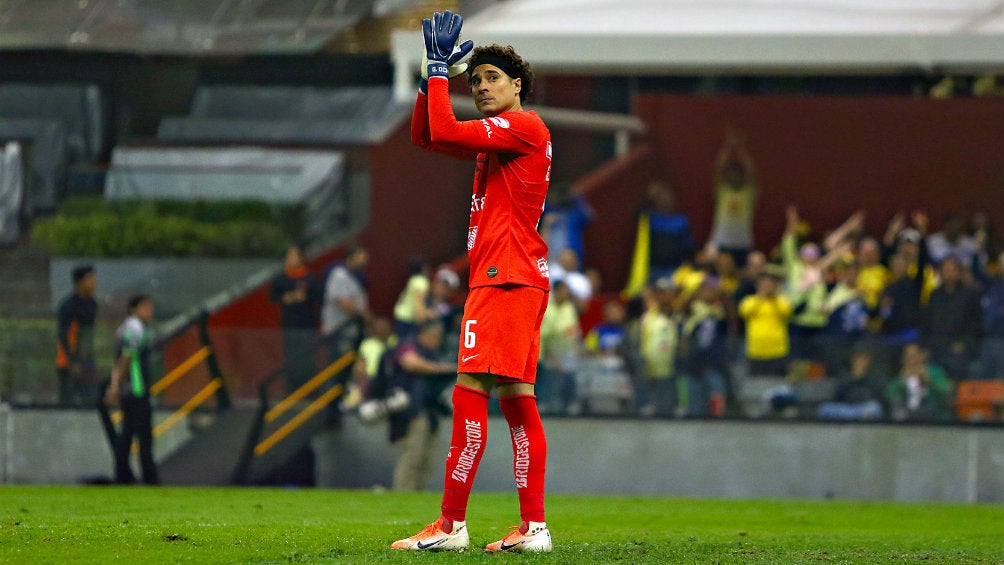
[308,134,1002,426]
[330,199,1002,427]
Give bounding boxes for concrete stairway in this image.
[0,240,52,319]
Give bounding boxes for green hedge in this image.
[32,197,303,257]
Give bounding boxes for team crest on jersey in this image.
[537,257,549,278]
[487,266,498,278]
[488,116,510,129]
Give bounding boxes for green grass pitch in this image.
[1,486,1002,564]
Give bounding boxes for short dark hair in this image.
[343,243,366,262]
[468,44,534,104]
[72,265,94,284]
[416,318,444,336]
[407,255,428,276]
[127,294,151,311]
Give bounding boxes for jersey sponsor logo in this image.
[545,140,553,181]
[467,226,478,250]
[487,266,498,278]
[471,194,486,213]
[512,425,530,488]
[450,419,484,484]
[537,257,549,278]
[488,116,510,129]
[480,119,493,138]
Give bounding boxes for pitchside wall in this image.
[4,409,1002,502]
[316,417,1004,503]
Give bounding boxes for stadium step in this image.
[0,242,52,319]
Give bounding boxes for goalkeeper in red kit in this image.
[390,11,553,553]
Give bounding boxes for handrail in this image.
[152,378,223,438]
[265,351,356,423]
[232,317,363,484]
[149,346,211,396]
[254,383,345,456]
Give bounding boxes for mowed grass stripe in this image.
[1,486,1002,564]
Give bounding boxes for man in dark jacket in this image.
[270,244,322,392]
[56,265,98,406]
[925,255,983,381]
[978,251,1004,379]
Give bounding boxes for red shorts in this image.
[457,284,548,383]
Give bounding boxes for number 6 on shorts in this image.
[464,319,477,349]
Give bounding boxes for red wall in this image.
[581,94,1004,291]
[360,125,475,312]
[635,94,1004,254]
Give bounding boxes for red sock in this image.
[440,384,490,525]
[499,394,547,524]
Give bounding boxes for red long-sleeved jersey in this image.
[412,77,552,291]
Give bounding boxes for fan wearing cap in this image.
[400,12,553,554]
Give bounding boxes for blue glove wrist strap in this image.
[427,61,449,79]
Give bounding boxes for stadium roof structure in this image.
[390,0,1004,98]
[0,0,376,54]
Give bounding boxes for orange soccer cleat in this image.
[484,521,552,553]
[390,517,469,551]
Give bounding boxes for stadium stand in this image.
[157,85,408,145]
[104,146,353,245]
[0,83,105,212]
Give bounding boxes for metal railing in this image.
[233,317,362,484]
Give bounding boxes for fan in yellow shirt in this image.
[738,273,792,377]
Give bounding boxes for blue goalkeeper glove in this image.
[419,45,473,93]
[422,10,473,81]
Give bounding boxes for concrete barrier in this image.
[5,406,1002,503]
[1,407,190,484]
[314,416,1004,503]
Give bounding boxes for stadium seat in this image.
[955,380,1004,423]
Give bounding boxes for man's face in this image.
[559,249,578,271]
[554,284,572,303]
[603,301,625,324]
[418,325,443,350]
[469,64,521,117]
[348,250,368,270]
[746,252,766,275]
[285,246,303,271]
[756,276,777,296]
[135,299,154,321]
[890,254,909,276]
[858,239,879,266]
[902,343,926,368]
[940,258,961,285]
[78,272,96,295]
